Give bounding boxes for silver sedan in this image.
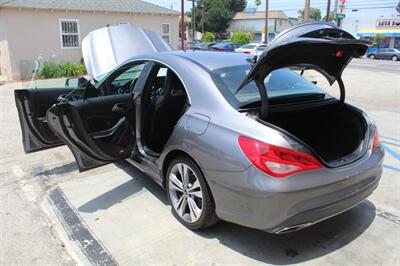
[15,22,384,233]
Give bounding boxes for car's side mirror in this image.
[65,76,88,88]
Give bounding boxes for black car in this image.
[367,48,400,61]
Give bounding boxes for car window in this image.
[241,44,256,49]
[109,63,145,95]
[212,65,330,108]
[257,45,267,50]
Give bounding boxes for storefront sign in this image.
[376,19,400,29]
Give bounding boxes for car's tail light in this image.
[244,51,251,54]
[372,129,380,150]
[238,136,323,178]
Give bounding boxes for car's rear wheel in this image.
[166,157,218,229]
[369,54,375,59]
[392,55,398,61]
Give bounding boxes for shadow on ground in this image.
[34,162,78,177]
[195,201,375,264]
[79,160,376,265]
[78,160,167,213]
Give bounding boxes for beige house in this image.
[0,0,179,81]
[228,10,299,42]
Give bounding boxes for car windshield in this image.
[212,65,328,108]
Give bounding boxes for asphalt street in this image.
[348,58,400,74]
[0,58,399,265]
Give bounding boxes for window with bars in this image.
[59,19,80,48]
[161,23,171,44]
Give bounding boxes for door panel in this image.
[47,94,134,171]
[15,88,83,153]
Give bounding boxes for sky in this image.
[146,0,399,20]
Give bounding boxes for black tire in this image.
[369,54,375,59]
[166,156,218,229]
[392,56,398,61]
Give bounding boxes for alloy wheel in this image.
[168,163,203,223]
[392,56,398,61]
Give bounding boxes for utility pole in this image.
[201,4,205,35]
[181,0,185,50]
[325,0,331,21]
[334,0,339,26]
[264,0,269,44]
[192,0,195,41]
[304,0,310,21]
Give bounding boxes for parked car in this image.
[192,42,217,51]
[188,40,201,50]
[255,44,268,56]
[209,41,241,52]
[15,22,383,234]
[235,43,266,55]
[367,48,400,61]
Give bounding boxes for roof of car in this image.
[169,51,251,71]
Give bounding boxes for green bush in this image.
[202,32,215,42]
[38,63,60,79]
[38,62,86,79]
[230,31,252,45]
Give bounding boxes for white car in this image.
[234,43,267,55]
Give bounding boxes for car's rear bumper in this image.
[204,147,384,232]
[270,176,379,233]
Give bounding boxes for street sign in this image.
[336,13,346,19]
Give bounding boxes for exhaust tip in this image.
[274,222,313,234]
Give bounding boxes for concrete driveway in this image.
[1,58,399,265]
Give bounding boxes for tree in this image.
[202,32,215,42]
[194,0,247,35]
[323,11,335,22]
[230,0,247,12]
[254,0,261,8]
[298,7,322,21]
[230,31,252,44]
[374,34,385,49]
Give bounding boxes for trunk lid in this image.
[82,24,172,79]
[240,21,368,89]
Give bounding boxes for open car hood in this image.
[82,24,172,79]
[241,22,369,88]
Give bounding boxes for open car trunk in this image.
[264,102,367,166]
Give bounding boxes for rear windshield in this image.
[212,64,329,108]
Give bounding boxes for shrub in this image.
[202,32,215,42]
[230,31,252,45]
[58,62,86,77]
[38,63,60,79]
[38,62,86,79]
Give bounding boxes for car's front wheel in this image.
[392,55,398,61]
[166,157,218,229]
[369,54,375,59]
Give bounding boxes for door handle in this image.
[112,103,131,113]
[91,117,126,139]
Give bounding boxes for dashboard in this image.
[111,78,135,95]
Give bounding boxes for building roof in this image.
[0,0,178,15]
[232,10,288,20]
